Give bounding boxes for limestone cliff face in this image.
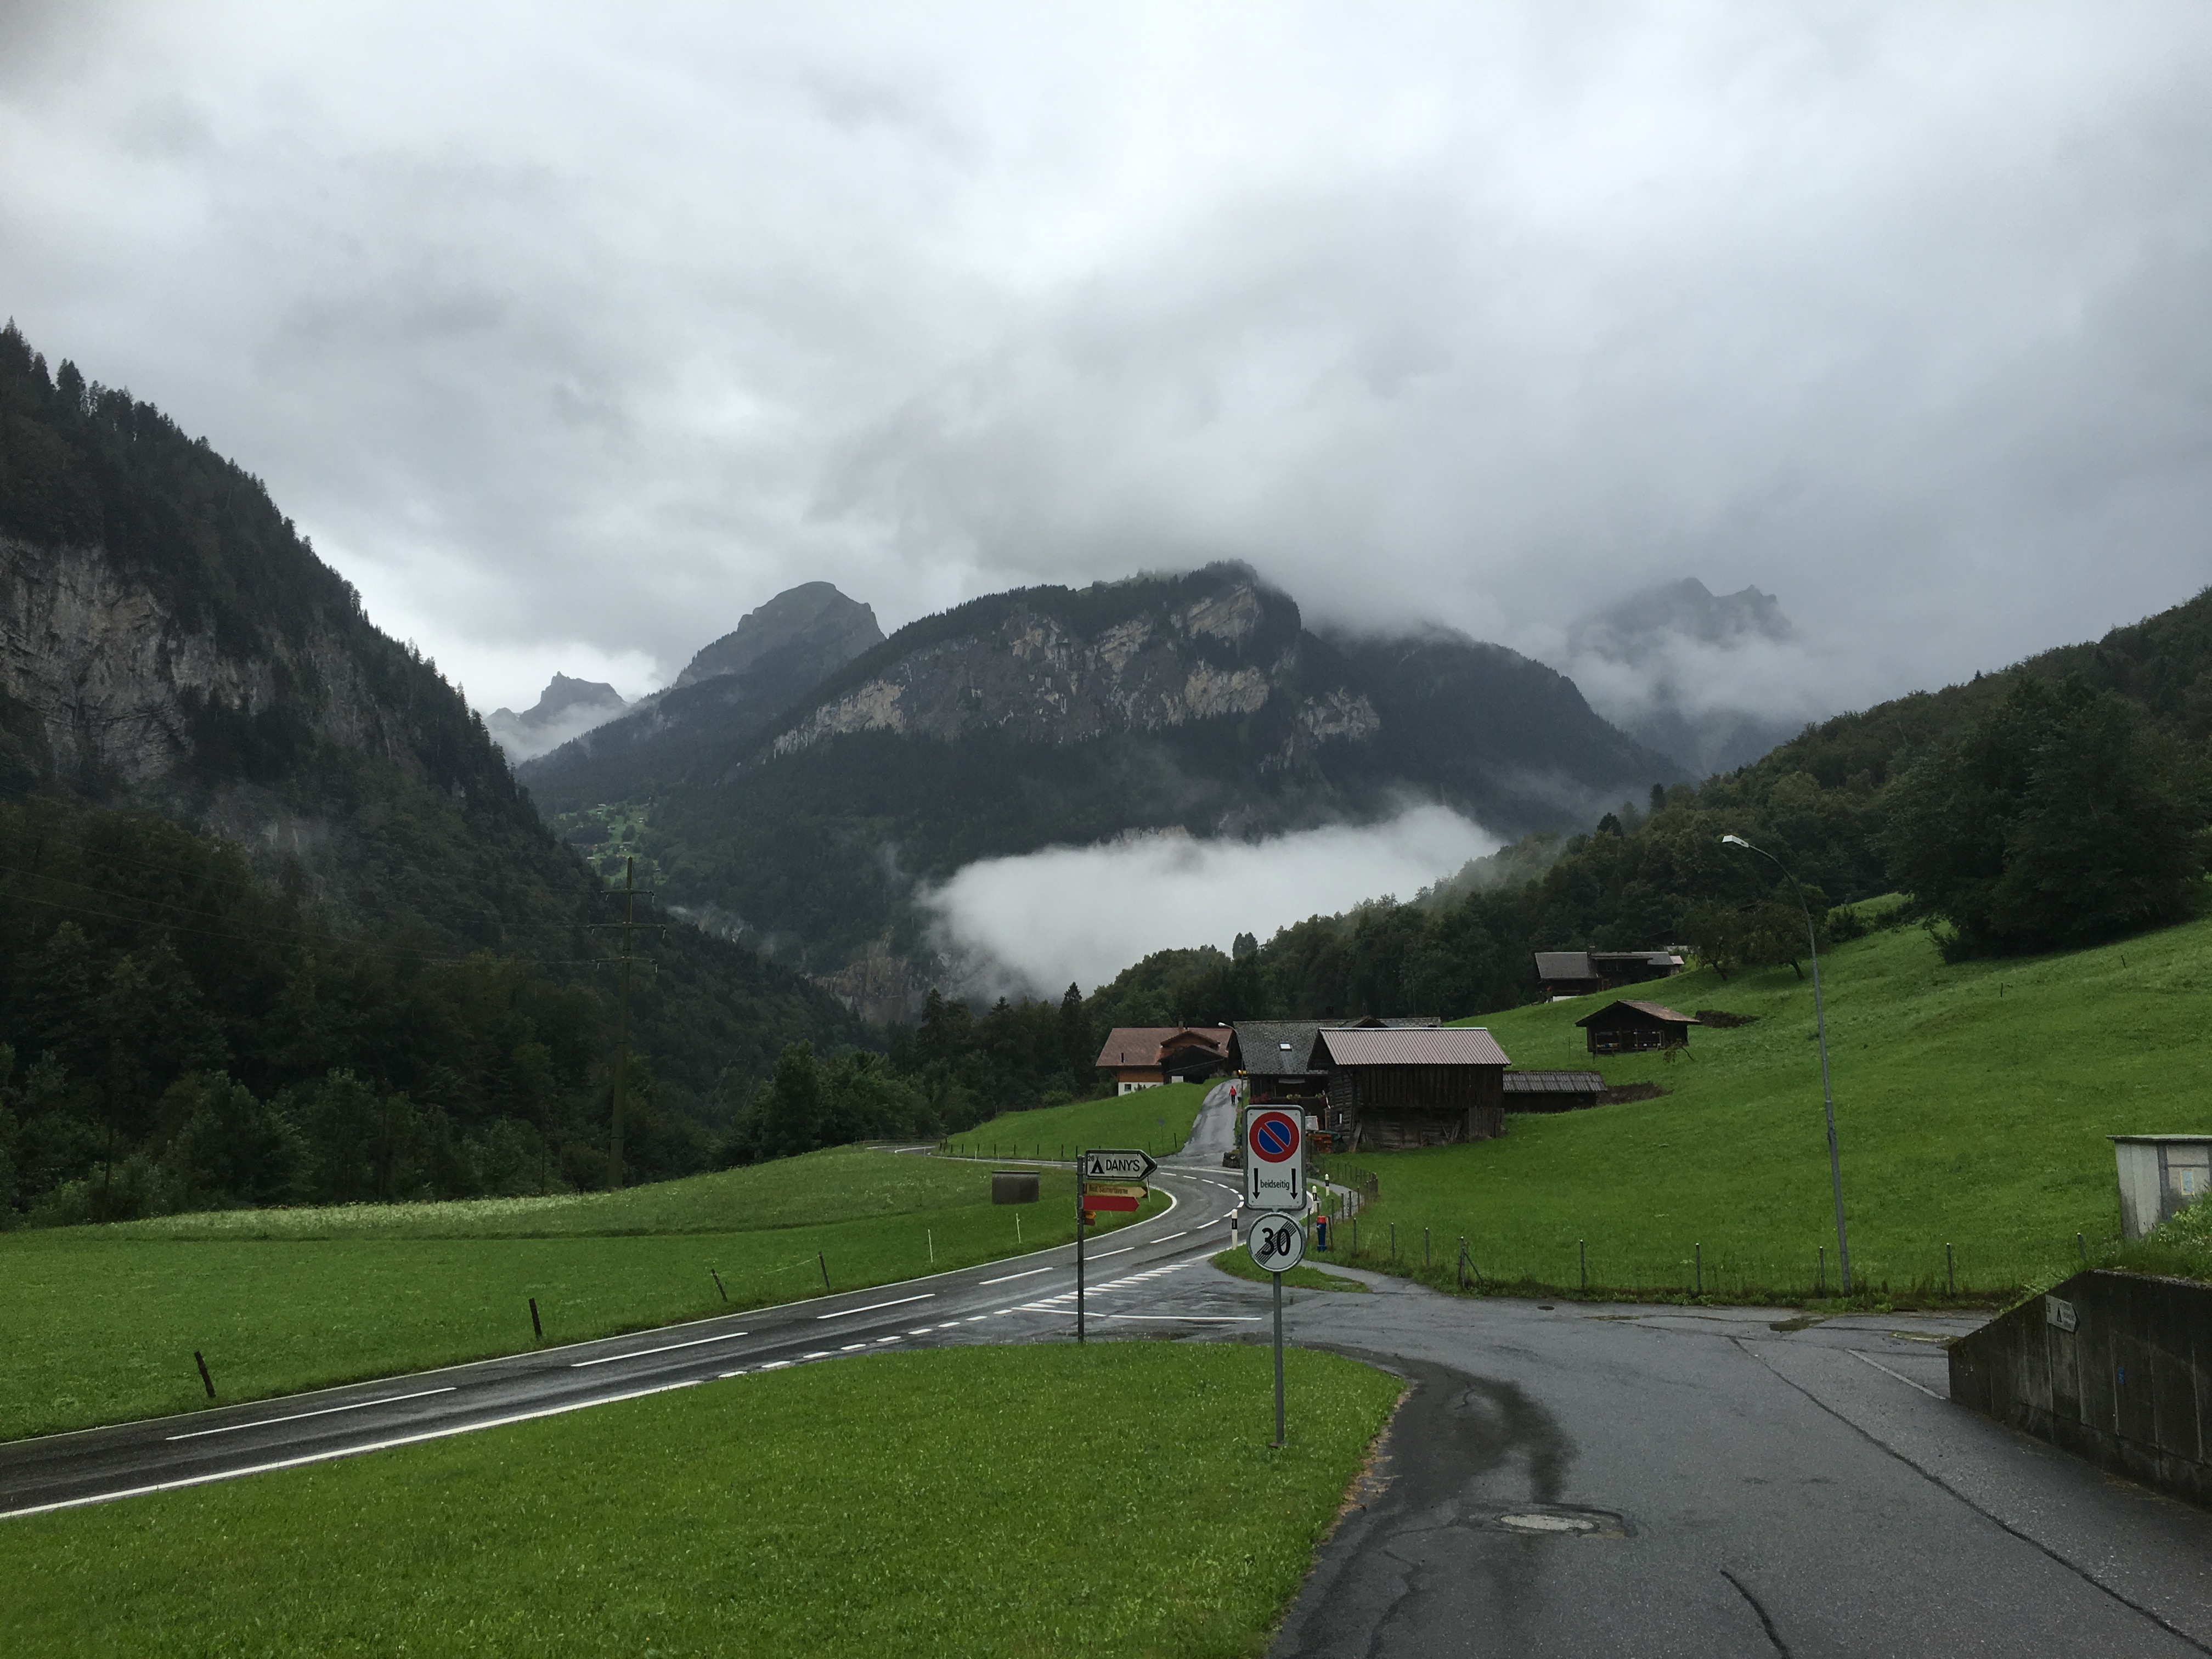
[0,533,509,817]
[4,537,360,787]
[769,573,1376,765]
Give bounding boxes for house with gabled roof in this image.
[1094,1026,1233,1094]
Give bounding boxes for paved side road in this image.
[1268,1268,2212,1658]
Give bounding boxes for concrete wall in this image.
[1949,1269,2212,1508]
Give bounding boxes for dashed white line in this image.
[839,1343,868,1352]
[1090,1246,1135,1259]
[164,1387,457,1441]
[815,1294,934,1320]
[978,1267,1054,1285]
[876,1335,901,1344]
[571,1331,751,1368]
[801,1351,835,1360]
[1155,1231,1187,1242]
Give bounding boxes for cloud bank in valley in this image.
[922,805,1500,997]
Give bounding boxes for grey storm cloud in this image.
[3,1,2210,715]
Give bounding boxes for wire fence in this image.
[1306,1160,2107,1300]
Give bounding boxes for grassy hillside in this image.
[5,1344,1403,1658]
[0,1149,1161,1438]
[945,1082,1212,1163]
[1315,907,2212,1300]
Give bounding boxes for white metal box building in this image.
[2109,1134,2212,1240]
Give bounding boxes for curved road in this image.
[6,1085,2210,1655]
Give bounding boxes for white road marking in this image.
[164,1387,457,1441]
[876,1335,901,1344]
[757,1361,792,1370]
[801,1351,835,1360]
[839,1343,868,1352]
[11,1378,707,1520]
[978,1267,1054,1285]
[1090,1246,1135,1259]
[1849,1348,1946,1400]
[1155,1232,1187,1242]
[569,1331,751,1368]
[966,1315,989,1322]
[907,1328,935,1335]
[815,1294,934,1319]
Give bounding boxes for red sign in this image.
[1084,1192,1141,1211]
[1248,1110,1301,1163]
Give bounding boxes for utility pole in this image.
[591,856,659,1191]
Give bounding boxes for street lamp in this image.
[1721,834,1853,1295]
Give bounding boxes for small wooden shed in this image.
[1575,1000,1701,1056]
[1502,1070,1607,1113]
[1310,1026,1509,1150]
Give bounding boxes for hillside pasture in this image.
[1314,912,2212,1300]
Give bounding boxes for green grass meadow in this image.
[947,1081,1211,1163]
[3,1344,1403,1659]
[0,1149,1160,1440]
[1314,909,2212,1302]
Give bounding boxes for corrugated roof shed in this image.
[1534,951,1594,980]
[1502,1070,1606,1094]
[1313,1028,1511,1067]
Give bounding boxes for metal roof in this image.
[1573,1000,1701,1027]
[1502,1070,1606,1094]
[1534,951,1594,979]
[1229,1019,1441,1075]
[1312,1027,1510,1068]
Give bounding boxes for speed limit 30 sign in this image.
[1244,1108,1305,1211]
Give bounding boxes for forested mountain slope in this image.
[0,321,857,1219]
[1069,584,2212,1028]
[527,565,1679,974]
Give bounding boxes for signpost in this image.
[1246,1210,1308,1448]
[1244,1109,1305,1212]
[1076,1149,1157,1343]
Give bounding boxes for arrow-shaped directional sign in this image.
[1081,1149,1159,1182]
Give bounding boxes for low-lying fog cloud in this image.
[923,805,1499,997]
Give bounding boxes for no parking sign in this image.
[1244,1108,1305,1212]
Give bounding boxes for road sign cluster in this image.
[1080,1148,1157,1218]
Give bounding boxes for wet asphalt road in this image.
[5,1084,2210,1655]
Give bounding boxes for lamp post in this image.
[1721,834,1853,1295]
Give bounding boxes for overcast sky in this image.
[5,1,2209,719]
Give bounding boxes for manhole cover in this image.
[1489,1507,1627,1537]
[1497,1513,1595,1533]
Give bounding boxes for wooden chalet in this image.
[1575,1000,1701,1056]
[1094,1027,1232,1094]
[1309,1026,1510,1150]
[1502,1070,1606,1113]
[1228,1018,1441,1142]
[1534,949,1685,1001]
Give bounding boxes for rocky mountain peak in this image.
[486,673,629,761]
[675,582,883,690]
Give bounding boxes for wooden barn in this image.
[1534,949,1685,1000]
[1310,1026,1510,1150]
[1575,1000,1701,1056]
[1502,1070,1606,1113]
[1229,1018,1441,1143]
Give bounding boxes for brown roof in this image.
[1573,1000,1702,1028]
[1312,1028,1510,1068]
[1094,1026,1231,1069]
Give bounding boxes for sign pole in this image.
[1272,1269,1285,1448]
[1075,1147,1086,1345]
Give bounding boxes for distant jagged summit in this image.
[1567,578,1792,660]
[487,673,629,761]
[1562,577,1807,777]
[674,582,883,690]
[519,581,884,802]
